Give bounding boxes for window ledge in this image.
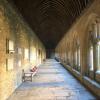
[83,76,100,88]
[66,65,71,67]
[72,69,80,75]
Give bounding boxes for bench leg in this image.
[31,75,32,82]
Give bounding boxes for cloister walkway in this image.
[8,59,96,100]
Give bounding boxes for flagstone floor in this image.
[8,59,96,100]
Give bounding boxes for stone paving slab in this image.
[8,59,96,100]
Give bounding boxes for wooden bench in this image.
[22,66,38,82]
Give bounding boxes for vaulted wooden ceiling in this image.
[8,0,94,49]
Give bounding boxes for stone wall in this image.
[0,0,46,100]
[55,0,100,98]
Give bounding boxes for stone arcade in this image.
[0,0,100,100]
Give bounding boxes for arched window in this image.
[87,28,94,77]
[96,41,100,72]
[88,45,94,71]
[73,39,80,71]
[87,19,100,80]
[77,46,81,70]
[73,39,77,69]
[68,51,71,65]
[92,21,100,73]
[74,49,78,67]
[95,21,100,72]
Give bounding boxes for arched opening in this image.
[86,19,100,82]
[73,38,81,71]
[88,45,94,71]
[96,41,100,72]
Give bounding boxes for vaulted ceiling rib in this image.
[8,0,94,49]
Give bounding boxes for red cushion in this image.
[30,66,37,72]
[34,66,37,69]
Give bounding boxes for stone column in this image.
[93,23,97,38]
[97,22,100,38]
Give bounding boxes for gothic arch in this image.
[86,14,100,43]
